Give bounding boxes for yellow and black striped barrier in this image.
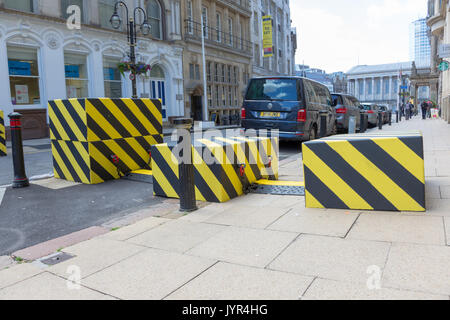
[49,98,163,184]
[303,132,425,212]
[152,136,278,203]
[0,110,6,157]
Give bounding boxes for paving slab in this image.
[0,256,13,269]
[241,194,306,209]
[445,217,450,246]
[186,227,297,268]
[179,205,227,223]
[425,198,450,217]
[441,185,450,199]
[347,213,446,245]
[204,206,290,229]
[382,243,450,296]
[267,209,358,237]
[166,262,314,300]
[82,248,216,300]
[100,217,171,241]
[31,177,80,190]
[302,278,448,300]
[0,272,115,300]
[0,263,43,290]
[48,238,146,279]
[126,220,228,253]
[269,234,390,283]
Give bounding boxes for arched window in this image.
[146,0,162,40]
[150,65,165,79]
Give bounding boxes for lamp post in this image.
[110,1,151,99]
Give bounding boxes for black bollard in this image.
[319,110,328,138]
[8,112,29,188]
[378,112,383,130]
[388,111,392,126]
[396,111,399,123]
[360,113,366,133]
[174,118,197,212]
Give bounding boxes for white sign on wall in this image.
[15,85,29,104]
[439,44,450,58]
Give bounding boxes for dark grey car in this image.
[241,77,337,141]
[331,93,361,133]
[360,103,379,127]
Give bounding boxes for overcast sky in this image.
[290,0,428,73]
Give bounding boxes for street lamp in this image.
[110,1,151,98]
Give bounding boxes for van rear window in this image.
[246,79,298,101]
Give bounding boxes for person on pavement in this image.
[421,101,428,120]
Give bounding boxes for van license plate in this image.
[261,112,280,118]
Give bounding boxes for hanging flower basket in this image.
[118,61,151,77]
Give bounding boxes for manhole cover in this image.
[251,185,305,196]
[40,252,75,266]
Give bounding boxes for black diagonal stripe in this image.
[49,117,62,140]
[398,136,424,159]
[153,134,164,144]
[151,146,180,195]
[307,143,398,211]
[64,141,91,182]
[87,114,112,140]
[133,99,163,134]
[243,142,262,180]
[349,139,425,209]
[52,141,81,183]
[304,166,349,210]
[153,178,169,198]
[61,99,87,140]
[88,99,133,138]
[49,101,78,141]
[52,153,65,180]
[194,167,220,203]
[114,139,149,170]
[0,137,5,145]
[90,157,115,182]
[135,136,152,153]
[113,99,151,137]
[92,141,133,172]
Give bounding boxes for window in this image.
[228,18,233,46]
[358,79,364,96]
[99,0,119,30]
[228,86,232,106]
[384,78,390,94]
[221,64,225,83]
[195,64,200,80]
[246,79,298,101]
[376,79,381,95]
[227,66,231,83]
[207,62,212,82]
[61,0,85,23]
[215,85,220,106]
[147,0,162,39]
[189,64,195,80]
[103,57,122,98]
[214,63,219,82]
[207,85,212,107]
[216,13,222,42]
[367,80,372,95]
[65,52,89,98]
[201,6,208,39]
[222,86,226,106]
[8,46,40,105]
[5,0,34,12]
[187,0,193,34]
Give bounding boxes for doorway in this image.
[192,95,203,121]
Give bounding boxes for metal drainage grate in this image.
[40,252,75,266]
[250,185,305,196]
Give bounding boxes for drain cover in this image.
[40,252,75,266]
[251,185,305,196]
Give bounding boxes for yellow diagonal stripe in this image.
[126,100,159,135]
[49,103,70,141]
[52,141,74,182]
[305,190,325,208]
[102,99,141,137]
[89,143,119,179]
[58,141,90,184]
[325,140,424,211]
[372,137,425,183]
[152,160,178,198]
[54,100,86,141]
[86,100,122,140]
[142,99,163,127]
[303,144,373,210]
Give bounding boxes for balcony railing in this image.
[216,0,251,14]
[184,19,252,57]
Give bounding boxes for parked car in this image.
[359,103,380,127]
[241,77,337,141]
[331,93,361,133]
[377,105,390,124]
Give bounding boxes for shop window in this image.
[103,57,122,98]
[7,46,41,105]
[65,52,89,98]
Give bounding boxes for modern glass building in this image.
[410,18,431,68]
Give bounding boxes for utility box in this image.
[303,132,425,212]
[48,98,163,184]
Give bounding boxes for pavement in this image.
[0,116,449,300]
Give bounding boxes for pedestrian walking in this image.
[427,102,432,118]
[421,101,428,120]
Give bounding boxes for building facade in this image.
[179,0,252,124]
[250,0,296,78]
[346,62,414,110]
[0,0,184,137]
[410,18,432,68]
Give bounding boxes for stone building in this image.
[0,0,184,138]
[179,0,252,124]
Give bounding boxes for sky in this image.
[290,0,428,73]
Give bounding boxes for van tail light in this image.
[367,110,374,114]
[297,109,306,122]
[241,108,246,119]
[336,108,347,114]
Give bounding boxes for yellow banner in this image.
[262,15,273,58]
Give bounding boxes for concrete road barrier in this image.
[0,110,6,157]
[48,98,163,184]
[303,131,425,212]
[152,136,278,203]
